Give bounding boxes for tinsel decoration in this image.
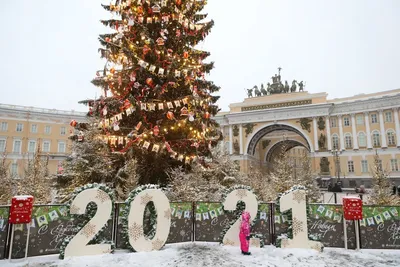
[59,183,116,259]
[218,185,265,248]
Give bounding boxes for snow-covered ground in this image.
[3,242,400,267]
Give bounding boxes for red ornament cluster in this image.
[342,196,363,220]
[9,195,34,224]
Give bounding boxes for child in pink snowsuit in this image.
[239,211,251,255]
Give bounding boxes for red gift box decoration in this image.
[342,196,363,220]
[9,195,34,224]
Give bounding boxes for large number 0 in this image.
[280,189,323,250]
[64,188,112,257]
[127,189,171,252]
[222,189,258,246]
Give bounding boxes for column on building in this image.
[239,124,243,154]
[393,107,400,147]
[338,115,345,150]
[364,112,373,149]
[378,110,387,148]
[351,114,359,150]
[229,125,233,154]
[326,116,332,151]
[312,117,319,151]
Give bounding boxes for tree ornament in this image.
[70,120,77,127]
[153,126,160,136]
[128,17,135,26]
[204,112,211,119]
[176,0,182,5]
[113,122,120,131]
[103,107,108,116]
[156,38,165,46]
[180,107,188,116]
[105,37,111,42]
[152,4,161,13]
[188,112,195,122]
[77,131,84,142]
[130,72,136,82]
[183,51,189,59]
[143,45,151,56]
[176,29,181,37]
[167,111,175,120]
[146,78,154,87]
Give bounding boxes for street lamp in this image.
[331,149,342,184]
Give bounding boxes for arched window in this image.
[372,131,380,147]
[387,130,396,146]
[345,133,352,149]
[332,134,339,150]
[358,132,366,147]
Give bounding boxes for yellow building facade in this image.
[215,88,400,188]
[0,104,87,177]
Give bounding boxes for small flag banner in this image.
[195,203,223,221]
[359,206,399,226]
[309,204,343,223]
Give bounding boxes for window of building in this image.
[330,117,337,128]
[13,140,21,153]
[0,139,5,152]
[356,115,364,125]
[348,160,354,173]
[391,159,399,172]
[343,117,350,126]
[16,123,23,132]
[28,140,36,153]
[332,135,339,149]
[31,124,37,133]
[385,112,392,122]
[44,125,51,134]
[358,132,367,147]
[60,126,66,136]
[58,142,66,153]
[371,114,378,124]
[345,134,352,149]
[361,160,368,173]
[43,141,50,152]
[387,130,396,146]
[372,131,380,147]
[1,122,8,131]
[10,163,18,177]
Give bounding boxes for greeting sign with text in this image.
[9,196,34,224]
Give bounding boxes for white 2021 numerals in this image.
[222,189,258,246]
[64,188,112,257]
[279,189,323,250]
[127,189,171,252]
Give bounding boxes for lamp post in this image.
[331,149,342,184]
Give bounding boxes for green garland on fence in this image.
[59,183,115,259]
[121,184,160,251]
[218,185,265,248]
[275,185,321,249]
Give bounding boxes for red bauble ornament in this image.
[70,120,77,127]
[146,78,154,87]
[204,112,211,119]
[167,111,175,120]
[153,126,160,136]
[183,51,189,59]
[105,37,111,42]
[110,67,115,74]
[123,99,131,109]
[176,0,182,5]
[176,29,181,37]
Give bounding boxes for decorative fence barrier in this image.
[0,203,399,259]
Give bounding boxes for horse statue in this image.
[290,80,297,92]
[246,88,253,98]
[260,83,268,95]
[254,85,262,97]
[266,83,272,95]
[298,81,305,92]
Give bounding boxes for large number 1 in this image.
[279,189,323,250]
[64,188,112,257]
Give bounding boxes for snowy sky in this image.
[0,0,399,112]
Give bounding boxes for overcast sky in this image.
[1,0,399,112]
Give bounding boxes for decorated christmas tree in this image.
[367,152,400,205]
[86,0,220,185]
[296,151,321,202]
[0,154,13,204]
[268,143,295,196]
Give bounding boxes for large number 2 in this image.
[280,189,323,250]
[222,189,258,246]
[64,188,112,257]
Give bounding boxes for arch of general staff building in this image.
[214,89,400,188]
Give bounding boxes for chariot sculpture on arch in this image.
[245,67,306,97]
